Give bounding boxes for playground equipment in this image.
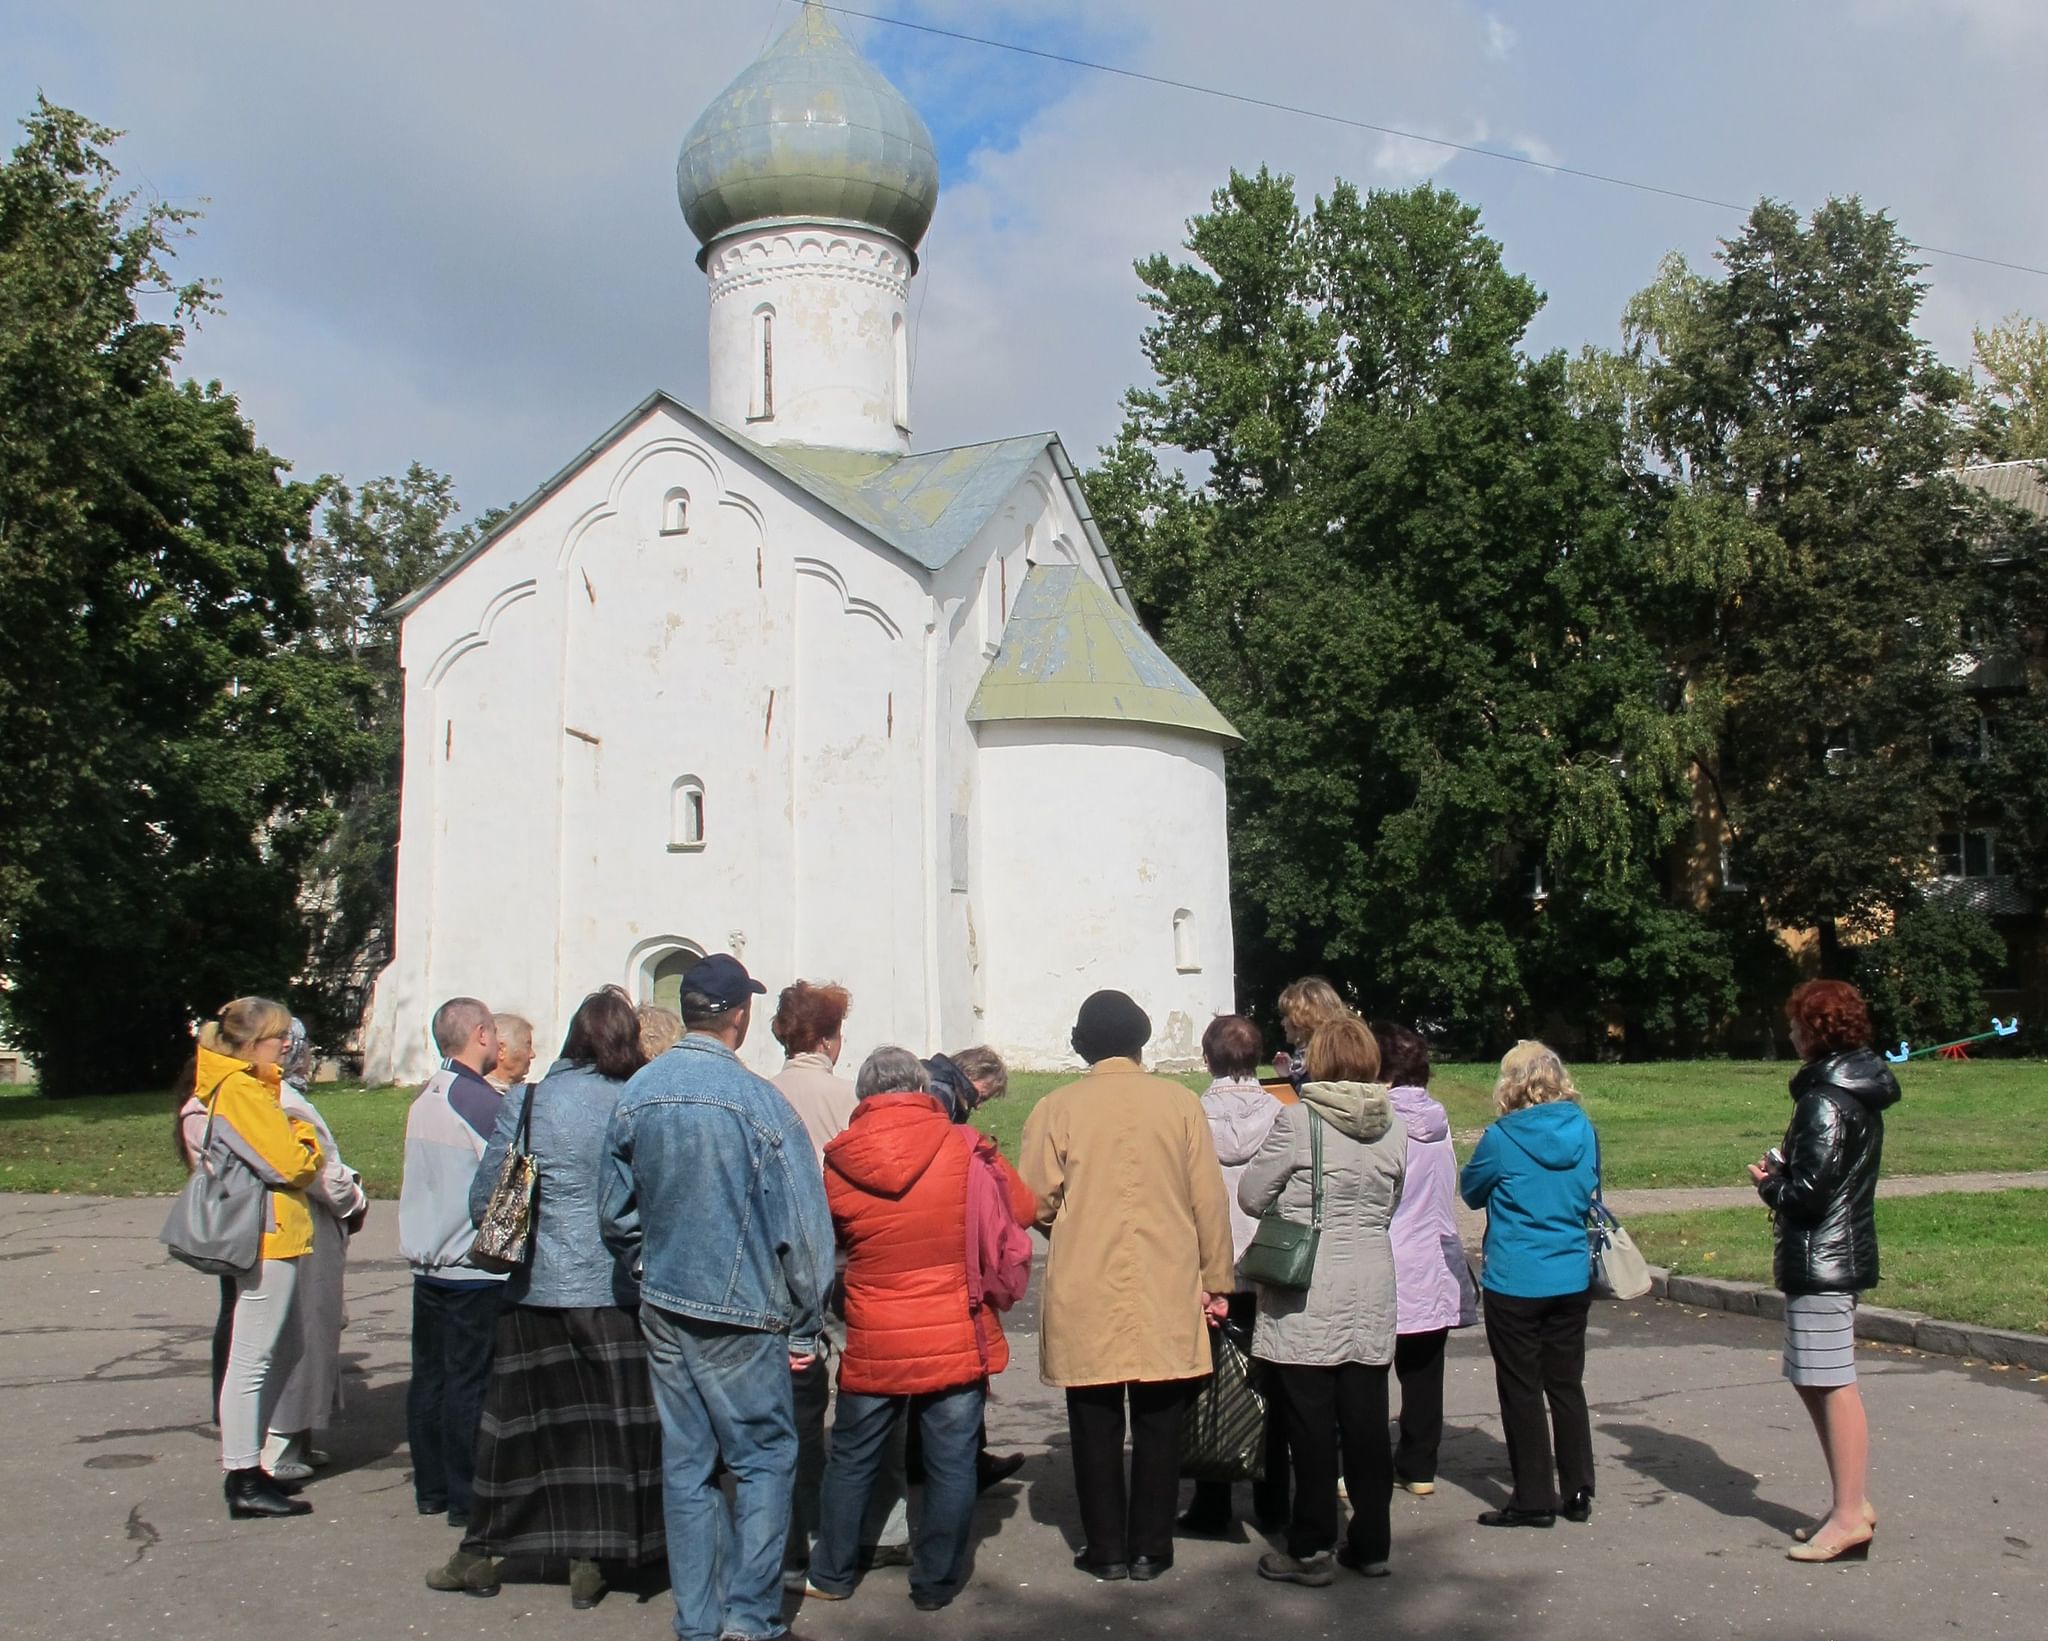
[1884,1017,2019,1064]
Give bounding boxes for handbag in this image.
[160,1079,267,1276]
[1237,1107,1323,1291]
[1587,1134,1652,1300]
[470,1086,539,1274]
[1179,1317,1268,1482]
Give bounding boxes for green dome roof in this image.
[677,2,939,257]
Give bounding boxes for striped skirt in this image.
[467,1304,666,1564]
[1781,1292,1858,1388]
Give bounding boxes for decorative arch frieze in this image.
[424,579,538,687]
[794,555,903,641]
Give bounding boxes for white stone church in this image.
[361,3,1239,1083]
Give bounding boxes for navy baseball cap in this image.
[679,953,766,1013]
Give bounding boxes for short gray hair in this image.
[431,997,490,1056]
[493,1013,534,1052]
[855,1046,929,1101]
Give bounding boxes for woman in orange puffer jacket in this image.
[804,1047,1033,1613]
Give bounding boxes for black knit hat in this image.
[1071,990,1151,1065]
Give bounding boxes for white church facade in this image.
[361,4,1239,1083]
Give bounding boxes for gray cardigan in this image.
[471,1058,639,1309]
[1239,1081,1407,1367]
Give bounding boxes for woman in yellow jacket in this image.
[180,996,324,1518]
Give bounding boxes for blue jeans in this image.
[809,1381,986,1606]
[641,1306,798,1641]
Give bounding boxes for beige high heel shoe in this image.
[1792,1500,1876,1544]
[1786,1529,1872,1564]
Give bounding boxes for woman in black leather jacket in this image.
[1748,980,1899,1565]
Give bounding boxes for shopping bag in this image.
[1179,1318,1268,1482]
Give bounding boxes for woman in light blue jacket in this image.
[1459,1041,1599,1530]
[428,986,662,1610]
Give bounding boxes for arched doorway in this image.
[627,936,705,1012]
[651,949,694,1015]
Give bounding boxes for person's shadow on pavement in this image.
[1600,1420,1811,1536]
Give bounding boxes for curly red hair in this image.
[1785,980,1872,1057]
[771,981,851,1056]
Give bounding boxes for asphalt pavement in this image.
[2,1193,2042,1641]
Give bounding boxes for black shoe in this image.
[224,1467,311,1519]
[1073,1552,1129,1581]
[1562,1489,1593,1524]
[417,1498,448,1517]
[911,1592,951,1612]
[446,1507,469,1529]
[1335,1543,1391,1577]
[1128,1554,1172,1582]
[1477,1505,1556,1529]
[860,1543,913,1570]
[976,1451,1027,1493]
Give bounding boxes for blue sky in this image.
[3,1,2044,520]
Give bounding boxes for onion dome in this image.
[677,1,940,259]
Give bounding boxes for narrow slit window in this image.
[750,308,774,421]
[661,488,690,536]
[892,313,910,431]
[670,777,706,851]
[1173,908,1199,973]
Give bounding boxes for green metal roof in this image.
[677,1,939,257]
[738,432,1056,573]
[967,565,1241,743]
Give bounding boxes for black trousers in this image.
[1392,1327,1449,1483]
[1483,1288,1593,1512]
[407,1278,502,1512]
[1187,1292,1291,1527]
[1270,1361,1392,1562]
[1065,1378,1199,1564]
[210,1275,236,1421]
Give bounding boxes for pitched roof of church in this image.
[967,565,1241,743]
[743,434,1055,572]
[392,391,1138,617]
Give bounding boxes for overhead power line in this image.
[814,2,2048,283]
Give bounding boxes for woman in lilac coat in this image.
[1375,1025,1478,1493]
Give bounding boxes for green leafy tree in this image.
[1095,171,1725,1051]
[293,469,502,1044]
[1623,199,1978,977]
[0,101,371,1093]
[1969,312,2048,461]
[1851,901,2007,1049]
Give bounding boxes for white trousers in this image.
[220,1257,302,1472]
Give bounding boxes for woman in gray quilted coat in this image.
[1240,1015,1407,1587]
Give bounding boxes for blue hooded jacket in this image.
[1459,1101,1599,1299]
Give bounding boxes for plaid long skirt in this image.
[466,1304,666,1565]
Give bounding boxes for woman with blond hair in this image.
[1272,977,1352,1090]
[176,996,325,1519]
[1459,1042,1599,1529]
[1241,1015,1407,1585]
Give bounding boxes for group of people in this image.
[172,958,1898,1638]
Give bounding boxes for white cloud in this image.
[1,0,2041,519]
[1486,14,1518,59]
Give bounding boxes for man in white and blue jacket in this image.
[602,954,834,1641]
[397,997,506,1525]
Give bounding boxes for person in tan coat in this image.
[1018,990,1235,1584]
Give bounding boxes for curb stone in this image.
[1641,1267,2048,1372]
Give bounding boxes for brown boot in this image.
[425,1548,501,1597]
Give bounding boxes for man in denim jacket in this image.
[602,954,834,1641]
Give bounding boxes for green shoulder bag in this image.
[1237,1106,1323,1291]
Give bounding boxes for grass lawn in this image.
[1628,1191,2048,1336]
[5,1055,2045,1201]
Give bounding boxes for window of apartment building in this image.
[1935,829,1997,879]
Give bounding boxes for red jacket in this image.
[824,1093,1035,1396]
